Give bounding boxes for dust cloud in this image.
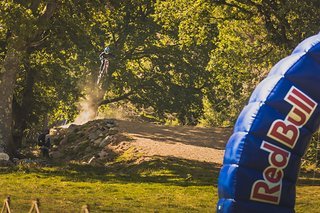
[73,85,105,125]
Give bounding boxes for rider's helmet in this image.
[104,46,110,54]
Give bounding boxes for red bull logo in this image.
[250,86,317,204]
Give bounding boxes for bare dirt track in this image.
[117,120,232,164]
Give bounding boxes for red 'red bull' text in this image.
[250,86,317,204]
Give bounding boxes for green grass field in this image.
[0,158,319,212]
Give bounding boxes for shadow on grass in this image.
[0,157,221,187]
[1,159,319,187]
[297,169,320,186]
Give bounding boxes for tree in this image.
[96,0,320,125]
[0,0,112,157]
[2,0,320,160]
[153,0,320,126]
[95,0,218,124]
[0,1,57,156]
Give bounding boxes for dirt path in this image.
[117,120,232,164]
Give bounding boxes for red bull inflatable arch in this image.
[217,33,320,212]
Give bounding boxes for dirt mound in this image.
[50,119,131,166]
[49,119,232,166]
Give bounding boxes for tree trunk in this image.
[0,37,25,156]
[13,57,37,148]
[0,2,58,159]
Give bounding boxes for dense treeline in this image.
[1,0,320,156]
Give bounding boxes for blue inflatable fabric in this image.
[217,33,320,213]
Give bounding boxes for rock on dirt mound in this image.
[50,119,130,166]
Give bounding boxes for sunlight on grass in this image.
[0,162,319,212]
[0,171,217,212]
[0,158,219,212]
[296,186,320,213]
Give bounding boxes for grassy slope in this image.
[0,158,218,212]
[0,159,319,212]
[0,174,216,212]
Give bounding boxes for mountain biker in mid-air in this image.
[97,46,115,85]
[99,47,113,71]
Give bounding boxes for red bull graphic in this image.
[217,33,320,213]
[268,87,317,149]
[250,141,290,205]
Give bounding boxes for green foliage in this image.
[302,132,320,170]
[99,0,320,126]
[1,1,110,145]
[95,0,218,124]
[2,0,320,151]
